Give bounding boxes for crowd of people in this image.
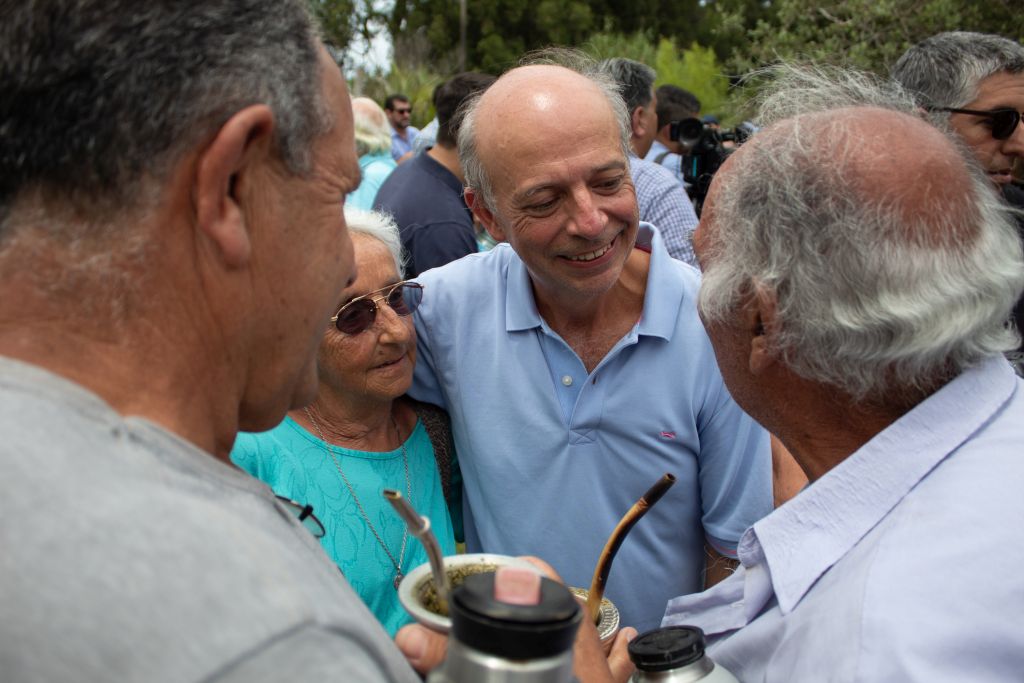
[2,1,1023,681]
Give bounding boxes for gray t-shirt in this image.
[0,357,420,683]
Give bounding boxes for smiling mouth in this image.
[565,240,614,262]
[374,356,406,369]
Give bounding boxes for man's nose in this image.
[566,189,607,239]
[1003,119,1024,158]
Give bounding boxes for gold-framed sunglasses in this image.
[330,281,424,335]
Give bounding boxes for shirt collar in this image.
[747,356,1019,615]
[648,139,670,157]
[504,223,685,340]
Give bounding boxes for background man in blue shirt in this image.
[374,73,495,277]
[385,93,420,163]
[664,64,1024,681]
[408,51,771,633]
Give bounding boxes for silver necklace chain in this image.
[304,406,412,590]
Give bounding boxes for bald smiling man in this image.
[406,51,771,633]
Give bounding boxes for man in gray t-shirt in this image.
[0,358,416,682]
[0,3,417,681]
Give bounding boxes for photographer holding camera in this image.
[673,117,755,217]
[646,84,702,189]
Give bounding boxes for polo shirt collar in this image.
[637,223,686,341]
[747,356,1018,615]
[503,223,685,339]
[505,248,540,332]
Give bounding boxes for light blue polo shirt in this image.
[664,357,1024,680]
[411,223,771,631]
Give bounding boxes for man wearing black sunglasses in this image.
[894,31,1024,365]
[385,93,420,163]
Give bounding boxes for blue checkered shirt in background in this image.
[629,154,699,268]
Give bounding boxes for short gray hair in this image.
[699,64,1024,403]
[457,48,632,211]
[891,32,1024,115]
[596,58,656,113]
[352,97,393,157]
[344,207,406,275]
[0,0,331,235]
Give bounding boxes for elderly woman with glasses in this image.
[231,208,460,636]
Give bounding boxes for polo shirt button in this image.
[561,375,573,386]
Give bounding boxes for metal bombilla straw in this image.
[383,488,452,615]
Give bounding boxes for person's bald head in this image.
[759,106,975,244]
[696,65,1024,405]
[458,58,631,212]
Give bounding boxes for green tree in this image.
[582,29,658,67]
[654,41,730,120]
[309,0,359,52]
[350,34,446,128]
[305,0,769,80]
[696,0,778,64]
[582,32,730,121]
[386,0,729,73]
[720,0,1023,76]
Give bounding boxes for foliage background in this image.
[317,0,1023,126]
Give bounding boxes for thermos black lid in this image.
[449,572,582,660]
[628,626,707,672]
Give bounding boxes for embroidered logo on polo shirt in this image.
[660,431,676,439]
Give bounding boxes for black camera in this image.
[669,118,754,216]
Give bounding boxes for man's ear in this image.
[465,188,506,242]
[630,106,646,139]
[748,281,780,375]
[194,104,275,269]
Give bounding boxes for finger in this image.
[518,555,563,582]
[394,623,448,675]
[607,627,638,683]
[570,610,615,683]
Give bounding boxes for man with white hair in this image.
[408,51,772,634]
[892,31,1024,366]
[662,66,1024,681]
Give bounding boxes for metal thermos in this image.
[427,572,583,683]
[629,626,739,683]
